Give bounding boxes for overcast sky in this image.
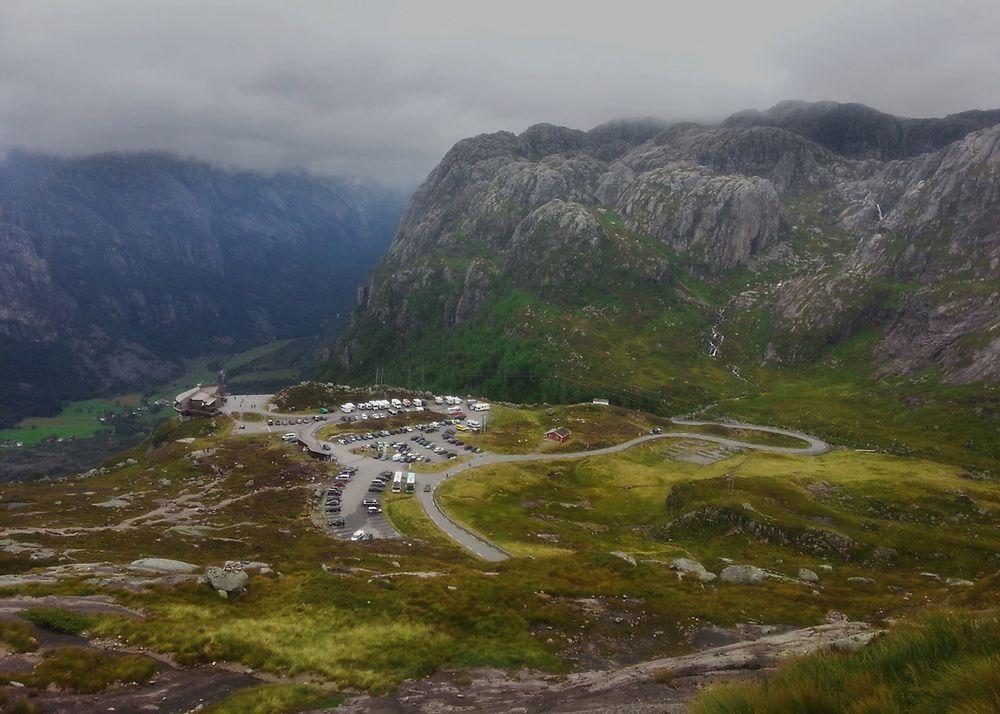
[2,0,999,185]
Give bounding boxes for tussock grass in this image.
[202,683,342,713]
[693,612,1000,714]
[0,620,38,653]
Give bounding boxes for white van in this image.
[282,432,297,441]
[412,398,424,407]
[434,396,444,405]
[341,403,355,413]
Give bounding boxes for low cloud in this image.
[1,0,997,185]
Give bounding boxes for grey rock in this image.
[129,558,199,574]
[200,566,250,597]
[669,558,717,582]
[847,576,876,585]
[719,565,766,585]
[945,578,974,587]
[224,560,270,574]
[798,568,820,583]
[610,551,637,567]
[94,498,130,509]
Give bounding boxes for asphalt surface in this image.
[222,395,830,561]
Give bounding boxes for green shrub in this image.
[19,608,94,635]
[651,667,675,685]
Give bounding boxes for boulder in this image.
[847,576,876,586]
[720,565,765,585]
[129,558,199,574]
[199,566,250,597]
[224,560,270,574]
[798,568,820,583]
[610,551,637,566]
[670,558,717,583]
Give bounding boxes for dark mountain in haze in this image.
[327,100,1000,406]
[0,151,405,426]
[722,100,1000,160]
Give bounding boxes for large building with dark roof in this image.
[174,384,226,417]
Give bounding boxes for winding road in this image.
[221,395,829,562]
[415,418,828,562]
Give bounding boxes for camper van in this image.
[412,398,424,407]
[341,403,355,413]
[470,402,491,411]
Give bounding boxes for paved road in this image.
[221,395,829,561]
[411,419,829,561]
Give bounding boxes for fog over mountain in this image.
[2,0,999,185]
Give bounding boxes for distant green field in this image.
[0,340,297,446]
[0,397,167,446]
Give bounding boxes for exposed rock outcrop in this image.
[334,101,1000,388]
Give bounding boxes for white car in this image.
[282,432,297,441]
[350,529,372,541]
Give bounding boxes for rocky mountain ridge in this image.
[332,100,1000,399]
[0,150,405,425]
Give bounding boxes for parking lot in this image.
[223,395,490,542]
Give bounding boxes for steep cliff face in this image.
[332,101,1000,401]
[0,151,404,425]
